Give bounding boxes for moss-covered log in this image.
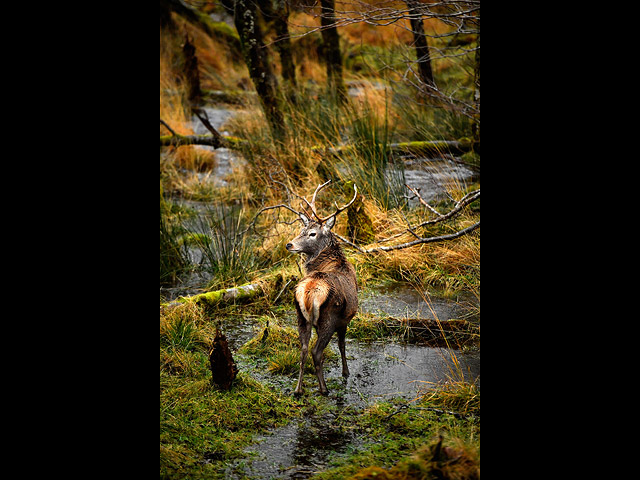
[312,139,475,157]
[161,271,298,309]
[172,282,261,308]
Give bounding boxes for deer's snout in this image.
[286,243,293,250]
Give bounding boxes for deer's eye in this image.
[309,232,316,237]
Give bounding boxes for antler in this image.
[267,174,358,225]
[315,182,358,223]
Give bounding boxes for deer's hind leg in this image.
[294,320,312,397]
[311,323,335,396]
[337,326,349,378]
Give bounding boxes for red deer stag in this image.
[285,180,359,396]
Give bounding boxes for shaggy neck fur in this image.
[304,233,347,272]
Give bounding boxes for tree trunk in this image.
[320,0,346,102]
[263,0,298,102]
[232,0,286,142]
[182,34,202,106]
[274,4,298,101]
[406,0,436,93]
[472,32,480,148]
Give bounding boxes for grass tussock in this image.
[349,436,479,480]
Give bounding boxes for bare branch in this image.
[375,189,479,245]
[159,117,229,149]
[160,118,177,136]
[361,221,480,254]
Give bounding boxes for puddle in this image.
[237,414,357,479]
[228,338,478,479]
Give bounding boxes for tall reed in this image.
[338,99,406,210]
[188,203,267,290]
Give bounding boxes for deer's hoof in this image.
[293,389,303,397]
[318,389,329,396]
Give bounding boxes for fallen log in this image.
[163,282,262,309]
[159,134,245,149]
[311,139,476,157]
[160,271,298,310]
[381,317,479,347]
[389,140,474,156]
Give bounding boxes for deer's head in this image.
[286,214,336,256]
[283,180,357,258]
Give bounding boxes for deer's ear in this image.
[323,215,336,231]
[299,213,310,226]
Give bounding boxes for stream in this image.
[168,102,479,478]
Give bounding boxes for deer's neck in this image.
[304,242,345,274]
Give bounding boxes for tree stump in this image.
[208,329,238,390]
[347,193,375,245]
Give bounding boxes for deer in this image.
[284,180,359,396]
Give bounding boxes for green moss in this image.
[160,373,304,478]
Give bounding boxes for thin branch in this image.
[160,118,177,136]
[333,232,366,253]
[193,107,224,143]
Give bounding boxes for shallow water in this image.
[227,339,478,479]
[359,283,477,321]
[239,414,357,479]
[402,155,478,204]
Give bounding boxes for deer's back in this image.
[295,263,357,328]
